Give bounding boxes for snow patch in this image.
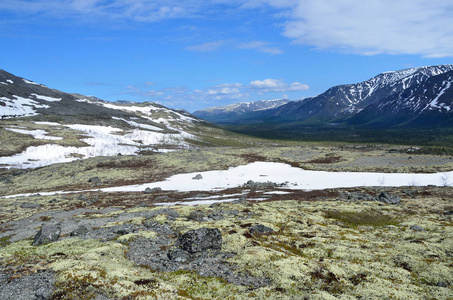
[5,128,63,140]
[32,94,62,102]
[99,162,453,193]
[112,117,163,131]
[0,123,194,168]
[23,79,40,85]
[0,96,49,119]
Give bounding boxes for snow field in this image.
[0,122,195,168]
[100,162,453,194]
[3,162,453,205]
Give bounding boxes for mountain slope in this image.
[267,65,453,125]
[348,70,453,127]
[193,99,290,122]
[0,69,247,169]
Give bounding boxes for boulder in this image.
[249,224,274,235]
[32,224,61,246]
[88,177,100,183]
[176,228,222,254]
[378,192,401,205]
[192,174,203,180]
[144,187,162,194]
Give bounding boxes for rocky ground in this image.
[0,146,452,299]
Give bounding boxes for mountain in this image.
[347,69,453,127]
[265,65,453,126]
[193,99,290,122]
[0,69,239,169]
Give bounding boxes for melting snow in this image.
[0,123,194,168]
[3,162,453,201]
[0,96,49,118]
[112,117,163,131]
[34,121,62,126]
[99,162,453,193]
[31,94,62,102]
[23,79,40,85]
[5,128,62,140]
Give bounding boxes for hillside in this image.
[0,69,252,168]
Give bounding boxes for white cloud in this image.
[249,79,309,92]
[186,41,226,52]
[238,41,284,55]
[255,0,453,58]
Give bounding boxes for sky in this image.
[1,0,453,112]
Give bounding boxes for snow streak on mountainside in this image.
[193,99,290,121]
[268,65,453,124]
[0,69,209,168]
[348,70,453,127]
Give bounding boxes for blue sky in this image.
[1,0,453,112]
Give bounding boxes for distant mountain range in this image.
[195,65,453,128]
[193,99,290,122]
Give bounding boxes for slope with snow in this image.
[193,99,291,121]
[267,64,453,125]
[0,69,209,169]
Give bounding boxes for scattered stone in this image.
[155,196,171,201]
[249,224,274,235]
[111,223,137,235]
[144,221,175,236]
[410,225,426,232]
[443,210,453,215]
[188,210,207,222]
[88,177,101,183]
[144,187,162,194]
[437,281,448,288]
[192,174,203,180]
[32,223,61,246]
[20,202,41,209]
[176,228,222,253]
[0,270,55,300]
[76,194,89,201]
[48,198,59,204]
[70,224,91,237]
[243,180,284,189]
[378,192,401,205]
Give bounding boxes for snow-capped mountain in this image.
[348,69,453,127]
[266,65,453,125]
[193,99,290,122]
[0,69,212,169]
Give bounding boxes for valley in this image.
[0,68,452,299]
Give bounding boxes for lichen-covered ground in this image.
[0,146,452,299]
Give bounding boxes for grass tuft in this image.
[323,209,401,228]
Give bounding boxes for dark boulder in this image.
[249,224,274,235]
[32,224,61,246]
[176,228,222,254]
[88,177,100,183]
[378,192,401,205]
[192,174,203,180]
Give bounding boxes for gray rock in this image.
[20,202,41,209]
[188,210,207,222]
[70,224,91,237]
[249,224,274,235]
[192,174,203,180]
[144,187,162,194]
[176,228,222,254]
[144,221,175,236]
[410,225,426,232]
[32,223,61,246]
[378,192,401,205]
[88,177,101,183]
[0,270,55,300]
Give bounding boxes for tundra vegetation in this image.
[0,141,452,299]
